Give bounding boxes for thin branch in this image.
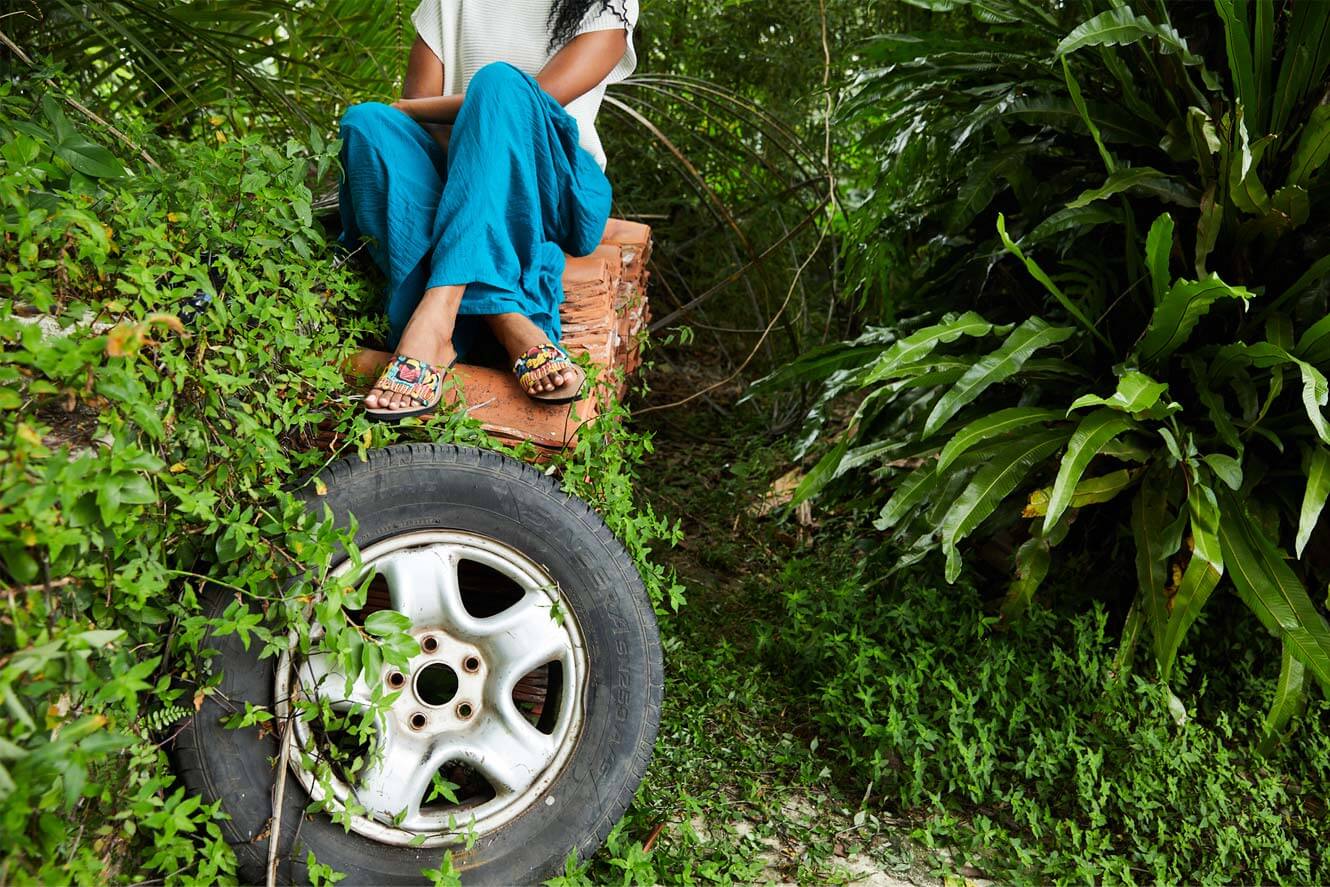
[266,626,298,887]
[637,224,830,416]
[0,26,162,170]
[649,199,827,332]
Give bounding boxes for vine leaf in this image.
[1136,276,1253,364]
[936,407,1064,474]
[875,464,939,532]
[1259,644,1308,755]
[1296,446,1330,557]
[1219,491,1330,693]
[1145,212,1174,304]
[1068,370,1168,415]
[1066,167,1199,210]
[863,312,1011,385]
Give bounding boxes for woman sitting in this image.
[339,0,638,420]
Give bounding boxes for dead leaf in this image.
[749,467,804,519]
[145,313,186,335]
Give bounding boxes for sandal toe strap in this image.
[372,355,444,406]
[514,344,574,392]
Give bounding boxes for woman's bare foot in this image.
[365,285,463,412]
[485,313,581,396]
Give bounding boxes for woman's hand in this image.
[391,95,464,124]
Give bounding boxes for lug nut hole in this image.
[456,702,474,719]
[463,656,481,673]
[387,671,406,689]
[409,713,428,731]
[421,636,440,654]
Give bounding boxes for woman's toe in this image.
[365,389,382,409]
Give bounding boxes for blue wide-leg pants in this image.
[338,62,613,357]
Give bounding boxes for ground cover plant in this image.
[776,0,1330,735]
[771,524,1330,884]
[0,81,680,882]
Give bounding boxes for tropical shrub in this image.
[778,0,1330,731]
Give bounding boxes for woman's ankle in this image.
[395,285,465,363]
[485,312,546,360]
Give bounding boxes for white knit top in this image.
[411,0,639,170]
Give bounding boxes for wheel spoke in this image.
[298,650,374,709]
[378,547,462,630]
[355,721,440,827]
[461,709,557,796]
[477,592,574,688]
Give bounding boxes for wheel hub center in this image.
[414,662,459,706]
[394,632,485,733]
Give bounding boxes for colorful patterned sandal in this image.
[514,343,586,405]
[364,354,456,422]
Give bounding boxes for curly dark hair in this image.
[548,0,631,52]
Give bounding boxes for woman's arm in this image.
[536,28,627,105]
[394,28,628,124]
[400,36,443,99]
[392,36,459,145]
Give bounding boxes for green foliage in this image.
[0,74,681,882]
[0,75,368,881]
[786,0,1330,732]
[772,540,1330,884]
[4,0,414,137]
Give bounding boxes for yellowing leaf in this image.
[1026,468,1141,517]
[105,323,143,357]
[146,313,186,335]
[1024,488,1052,518]
[169,462,187,474]
[313,477,328,496]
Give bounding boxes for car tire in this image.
[173,443,663,885]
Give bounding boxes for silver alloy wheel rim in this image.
[274,530,587,848]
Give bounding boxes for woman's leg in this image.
[339,102,464,411]
[363,285,462,410]
[424,62,611,396]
